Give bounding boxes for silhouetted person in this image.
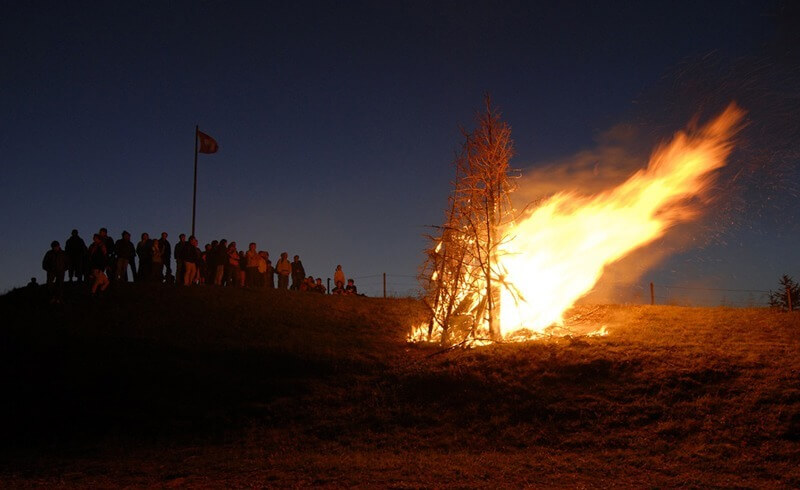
[65,229,87,282]
[213,239,228,285]
[334,264,345,290]
[42,240,67,303]
[114,231,136,282]
[245,242,260,287]
[314,277,326,294]
[99,227,115,278]
[345,279,358,296]
[88,234,109,295]
[276,252,291,289]
[136,233,152,281]
[174,233,187,285]
[291,255,305,290]
[226,242,240,287]
[257,251,268,288]
[158,232,172,278]
[27,277,38,288]
[151,238,163,282]
[264,251,274,289]
[183,236,201,285]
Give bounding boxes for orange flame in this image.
[497,103,744,336]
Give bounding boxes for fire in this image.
[497,103,744,336]
[412,103,744,343]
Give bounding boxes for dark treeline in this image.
[38,228,359,303]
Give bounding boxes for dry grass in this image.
[1,285,799,487]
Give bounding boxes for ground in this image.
[1,284,799,487]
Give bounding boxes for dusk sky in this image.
[2,1,797,300]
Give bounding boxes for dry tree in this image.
[421,95,518,345]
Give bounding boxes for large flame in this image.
[496,104,744,336]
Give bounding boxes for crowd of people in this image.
[40,228,359,302]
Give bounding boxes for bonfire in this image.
[412,102,745,345]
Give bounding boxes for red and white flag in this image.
[198,130,219,154]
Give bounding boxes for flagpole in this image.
[192,125,198,237]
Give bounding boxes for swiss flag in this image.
[198,130,219,154]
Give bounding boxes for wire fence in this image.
[346,274,775,307]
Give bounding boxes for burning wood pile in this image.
[412,100,744,346]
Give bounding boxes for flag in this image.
[198,130,219,154]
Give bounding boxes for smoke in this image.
[511,16,800,303]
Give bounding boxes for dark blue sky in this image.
[1,1,796,299]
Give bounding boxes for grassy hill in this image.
[1,284,799,487]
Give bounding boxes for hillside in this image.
[1,284,799,487]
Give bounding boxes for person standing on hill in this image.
[158,232,172,280]
[291,255,306,290]
[136,232,152,281]
[65,229,87,282]
[182,236,200,285]
[334,264,346,290]
[98,228,116,279]
[114,231,136,282]
[276,252,291,289]
[213,239,228,285]
[174,233,187,285]
[151,239,163,282]
[88,234,109,295]
[42,240,67,303]
[245,243,260,287]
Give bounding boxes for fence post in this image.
[650,282,655,305]
[327,277,331,294]
[787,286,793,312]
[383,273,386,298]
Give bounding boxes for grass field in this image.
[1,284,799,487]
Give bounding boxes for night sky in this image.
[2,1,797,300]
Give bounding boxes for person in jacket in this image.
[136,233,152,282]
[64,229,87,283]
[99,227,116,279]
[114,231,136,282]
[182,236,200,285]
[226,242,240,287]
[42,240,67,303]
[276,252,291,289]
[345,279,358,296]
[245,243,260,287]
[158,232,172,279]
[151,238,163,282]
[213,239,228,285]
[174,233,187,285]
[291,255,305,290]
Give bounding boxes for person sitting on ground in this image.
[345,278,358,296]
[88,234,110,295]
[334,265,345,290]
[65,229,87,283]
[314,277,326,294]
[27,277,38,288]
[332,282,345,295]
[42,240,67,303]
[299,276,312,292]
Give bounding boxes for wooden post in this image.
[650,282,655,305]
[787,286,793,312]
[327,277,331,294]
[383,273,386,298]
